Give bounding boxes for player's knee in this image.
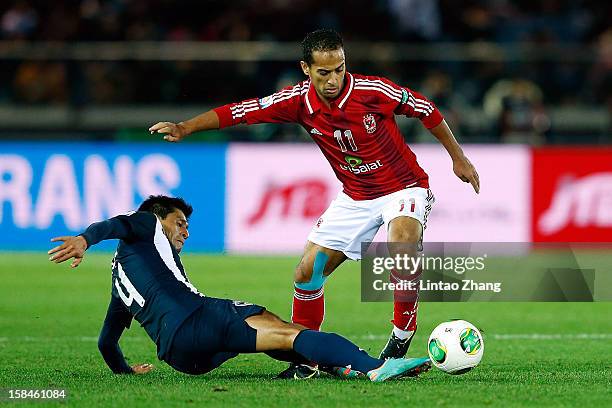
[389,218,422,243]
[294,261,313,284]
[273,325,303,350]
[294,251,329,290]
[392,230,420,243]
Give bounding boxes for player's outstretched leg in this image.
[245,310,431,381]
[292,330,431,381]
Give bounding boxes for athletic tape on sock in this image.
[295,251,329,291]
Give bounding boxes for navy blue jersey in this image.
[81,211,205,360]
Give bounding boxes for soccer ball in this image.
[427,320,484,374]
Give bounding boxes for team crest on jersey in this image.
[363,114,377,134]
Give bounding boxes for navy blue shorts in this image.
[164,297,265,375]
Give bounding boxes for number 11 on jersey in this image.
[334,129,358,152]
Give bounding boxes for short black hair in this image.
[302,29,343,66]
[137,195,193,219]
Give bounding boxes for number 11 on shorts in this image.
[399,198,416,213]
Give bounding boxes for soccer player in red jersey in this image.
[150,29,480,379]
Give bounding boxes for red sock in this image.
[392,300,418,331]
[292,286,325,331]
[390,269,418,331]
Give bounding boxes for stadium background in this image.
[1,1,611,406]
[1,0,610,251]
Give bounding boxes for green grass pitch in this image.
[1,252,611,407]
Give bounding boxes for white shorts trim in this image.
[307,187,435,260]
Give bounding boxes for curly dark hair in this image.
[137,195,193,219]
[302,29,344,66]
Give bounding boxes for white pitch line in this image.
[489,333,612,340]
[1,334,611,343]
[356,333,612,341]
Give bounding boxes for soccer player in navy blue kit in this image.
[48,195,430,381]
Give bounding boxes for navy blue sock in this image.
[293,330,384,373]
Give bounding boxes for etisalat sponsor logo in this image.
[369,253,502,293]
[340,155,383,175]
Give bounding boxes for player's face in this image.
[161,209,189,253]
[301,48,346,102]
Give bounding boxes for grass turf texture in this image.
[1,252,611,407]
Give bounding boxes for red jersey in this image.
[214,72,443,200]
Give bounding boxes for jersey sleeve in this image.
[380,77,444,129]
[97,295,133,374]
[80,211,157,248]
[213,83,304,128]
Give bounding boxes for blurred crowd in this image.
[0,0,610,143]
[2,0,608,43]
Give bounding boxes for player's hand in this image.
[48,236,88,268]
[453,155,480,194]
[131,363,154,374]
[148,121,188,142]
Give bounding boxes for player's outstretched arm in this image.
[150,83,302,142]
[429,119,480,194]
[49,213,155,267]
[98,296,154,375]
[149,109,220,143]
